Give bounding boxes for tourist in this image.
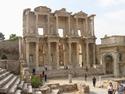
[40,73,43,82]
[42,71,45,77]
[82,62,83,67]
[45,66,47,71]
[92,76,96,87]
[116,82,125,94]
[85,66,88,72]
[107,82,114,94]
[32,68,35,75]
[44,73,47,82]
[84,73,87,81]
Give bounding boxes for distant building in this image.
[97,36,125,77]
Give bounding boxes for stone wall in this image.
[0,40,19,60]
[46,67,104,78]
[101,36,125,45]
[0,60,20,74]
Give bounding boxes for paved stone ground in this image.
[45,75,119,94]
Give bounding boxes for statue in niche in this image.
[119,53,122,61]
[51,53,53,63]
[29,55,33,64]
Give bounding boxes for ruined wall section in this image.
[23,9,37,36]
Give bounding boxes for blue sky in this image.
[0,0,125,44]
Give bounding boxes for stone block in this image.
[59,83,78,93]
[40,86,51,94]
[78,84,90,94]
[47,83,60,89]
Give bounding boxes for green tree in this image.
[9,34,18,40]
[0,32,5,40]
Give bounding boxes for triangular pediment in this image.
[55,8,71,16]
[34,6,51,13]
[74,11,88,18]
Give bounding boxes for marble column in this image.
[56,15,59,35]
[76,43,80,67]
[68,16,70,36]
[93,43,96,65]
[26,41,29,67]
[86,41,90,67]
[26,14,29,33]
[36,42,39,68]
[64,43,68,67]
[113,52,120,77]
[101,54,106,74]
[68,42,71,67]
[35,14,38,34]
[82,42,86,67]
[48,42,51,69]
[85,18,88,36]
[47,14,50,35]
[56,42,59,69]
[82,19,85,36]
[91,17,95,36]
[19,37,22,59]
[76,18,78,36]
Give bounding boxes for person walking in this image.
[117,82,125,94]
[107,82,114,94]
[92,76,96,87]
[84,73,87,81]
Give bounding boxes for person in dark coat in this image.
[44,72,47,82]
[32,68,36,75]
[84,73,87,81]
[92,76,96,87]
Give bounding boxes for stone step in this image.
[17,80,24,90]
[8,78,20,94]
[0,68,6,74]
[0,76,17,93]
[0,71,10,80]
[27,84,33,94]
[51,89,60,94]
[34,91,42,94]
[15,89,21,94]
[0,74,13,88]
[22,83,28,93]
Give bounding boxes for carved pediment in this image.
[23,8,31,15]
[54,8,72,16]
[74,11,88,18]
[34,6,51,13]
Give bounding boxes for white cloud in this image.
[0,0,125,44]
[104,10,125,21]
[95,9,125,44]
[96,0,125,6]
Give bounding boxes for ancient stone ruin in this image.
[21,6,96,75]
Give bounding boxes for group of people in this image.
[40,67,48,82]
[108,82,125,94]
[32,66,48,82]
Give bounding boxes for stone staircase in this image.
[0,68,33,94]
[46,66,104,78]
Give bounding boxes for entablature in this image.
[34,6,51,15]
[74,11,88,18]
[54,8,71,17]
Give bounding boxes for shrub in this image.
[31,75,42,88]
